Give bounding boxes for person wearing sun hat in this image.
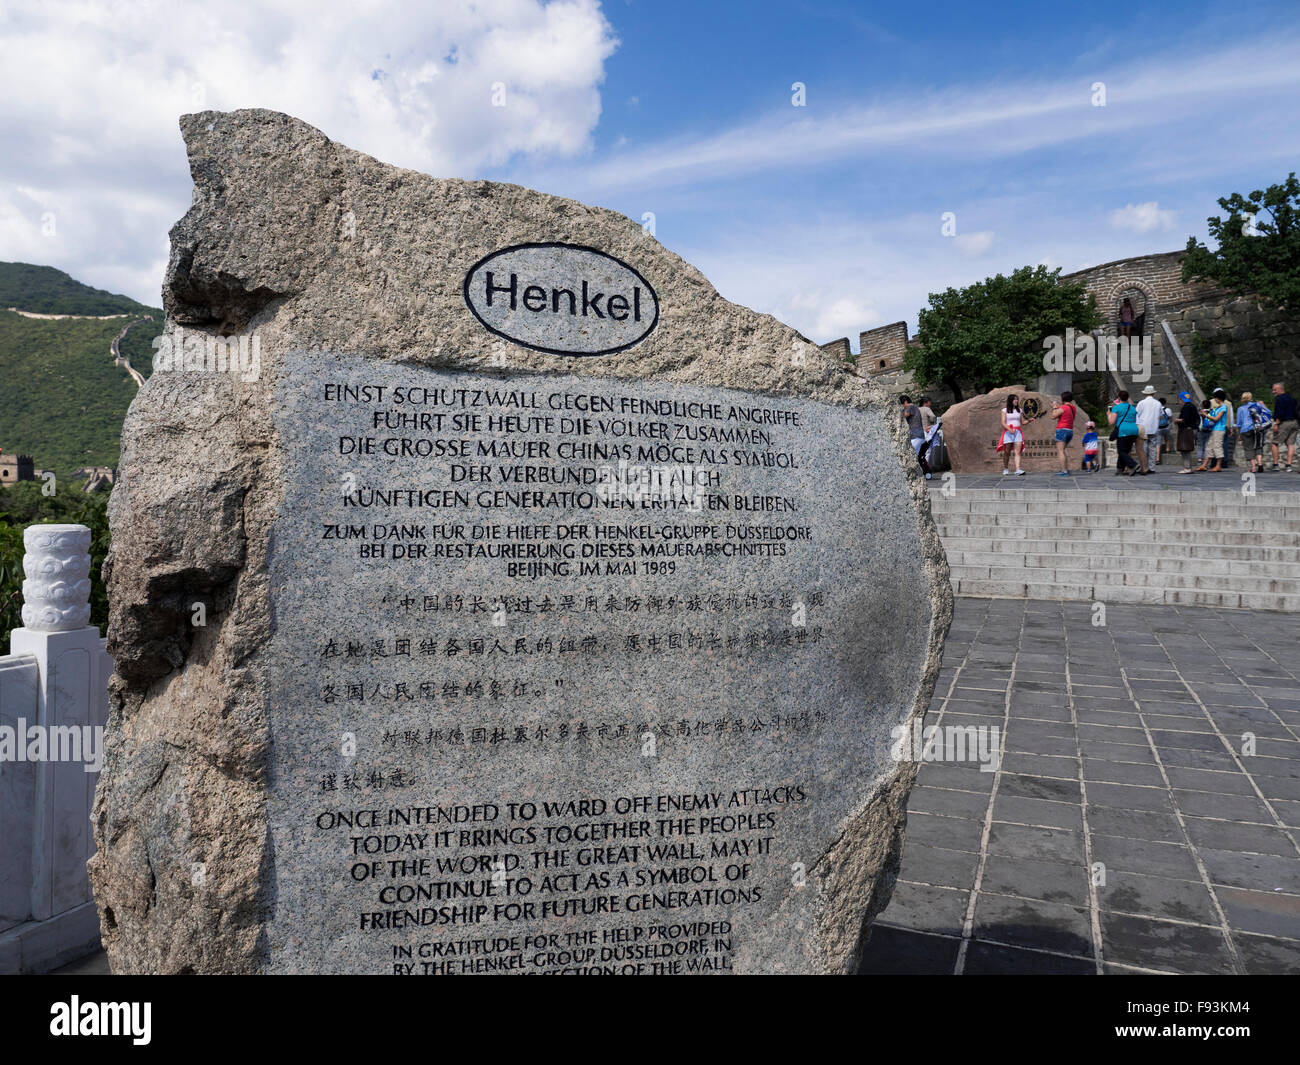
[1175,391,1199,473]
[1136,384,1162,473]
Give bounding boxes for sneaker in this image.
[1055,471,1070,477]
[1002,469,1010,476]
[1015,469,1026,476]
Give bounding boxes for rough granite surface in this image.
[89,108,951,974]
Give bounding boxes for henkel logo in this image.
[463,242,659,357]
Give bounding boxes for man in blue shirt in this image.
[1270,382,1298,472]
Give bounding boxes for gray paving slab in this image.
[862,596,1300,974]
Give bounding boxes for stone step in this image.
[951,578,1300,612]
[930,487,1300,610]
[945,550,1300,579]
[931,498,1300,519]
[928,488,1300,504]
[951,563,1300,595]
[940,536,1300,563]
[933,513,1300,533]
[936,526,1297,546]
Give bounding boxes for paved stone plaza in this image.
[862,596,1300,974]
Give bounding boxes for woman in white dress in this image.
[998,395,1026,476]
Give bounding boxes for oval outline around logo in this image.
[462,241,660,357]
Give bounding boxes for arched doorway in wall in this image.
[1106,277,1157,339]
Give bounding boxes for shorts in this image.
[1276,420,1299,447]
[1243,430,1268,460]
[1055,429,1073,443]
[1206,432,1225,460]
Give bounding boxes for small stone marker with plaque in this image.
[90,110,951,974]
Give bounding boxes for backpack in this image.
[1158,406,1171,430]
[1249,401,1274,429]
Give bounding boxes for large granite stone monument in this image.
[90,109,950,974]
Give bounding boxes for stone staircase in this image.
[930,489,1300,611]
[1079,322,1190,410]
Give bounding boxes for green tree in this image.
[0,521,22,654]
[903,265,1100,403]
[1181,172,1300,310]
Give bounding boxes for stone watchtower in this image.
[0,451,37,485]
[820,322,931,401]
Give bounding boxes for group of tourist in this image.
[1154,381,1296,475]
[901,381,1298,478]
[1107,385,1174,476]
[986,381,1297,477]
[900,395,940,479]
[1104,382,1298,476]
[994,390,1092,477]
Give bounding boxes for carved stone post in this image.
[0,524,112,972]
[20,525,93,632]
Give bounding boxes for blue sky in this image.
[504,0,1300,343]
[2,0,1298,345]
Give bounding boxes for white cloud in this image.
[676,196,1205,345]
[0,0,618,303]
[533,36,1300,196]
[1108,201,1177,233]
[683,214,980,345]
[790,295,882,341]
[952,231,994,257]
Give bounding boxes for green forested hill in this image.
[0,261,154,315]
[0,262,162,479]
